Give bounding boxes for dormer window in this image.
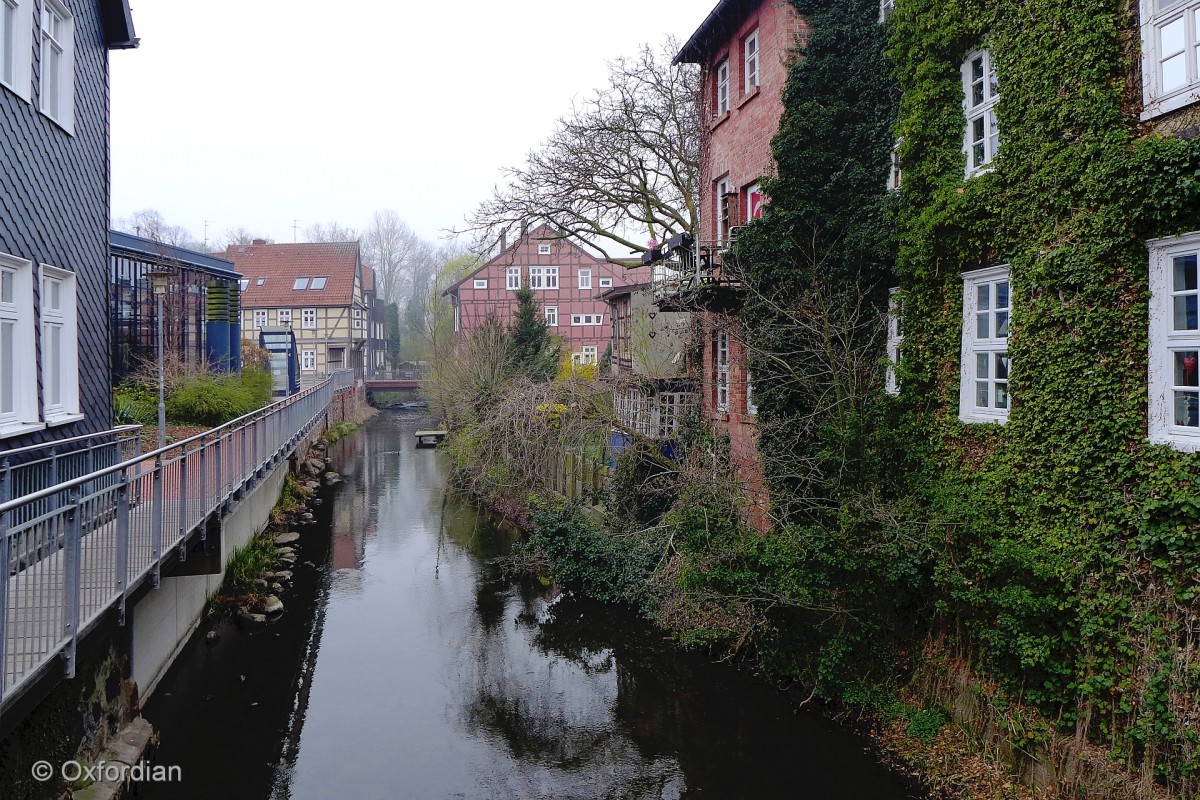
[1140,0,1200,118]
[716,59,730,114]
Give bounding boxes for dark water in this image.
[142,412,921,800]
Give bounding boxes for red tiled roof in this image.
[363,265,375,294]
[222,241,361,307]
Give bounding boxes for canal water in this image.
[142,412,921,800]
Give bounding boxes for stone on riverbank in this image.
[275,531,300,545]
[262,595,284,615]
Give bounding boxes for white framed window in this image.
[0,254,38,435]
[1147,231,1200,449]
[744,30,759,92]
[238,279,249,292]
[599,277,613,288]
[39,264,79,424]
[545,306,558,327]
[959,266,1011,423]
[302,308,316,329]
[1140,0,1200,119]
[716,58,730,114]
[1,0,32,101]
[715,329,730,413]
[962,50,999,176]
[537,243,552,255]
[880,0,896,22]
[888,139,903,191]
[716,177,732,244]
[570,314,603,326]
[253,309,267,329]
[886,288,903,394]
[506,266,521,290]
[453,303,460,333]
[746,369,757,415]
[572,346,599,366]
[473,278,488,289]
[529,266,559,289]
[38,0,73,132]
[578,269,592,290]
[277,309,292,326]
[301,349,316,372]
[293,278,309,290]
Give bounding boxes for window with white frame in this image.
[2,0,34,99]
[537,243,552,255]
[302,308,316,329]
[886,288,903,394]
[39,265,78,423]
[1147,231,1200,449]
[301,349,316,371]
[578,269,592,290]
[238,279,249,292]
[253,309,268,329]
[39,0,73,131]
[545,306,558,327]
[599,277,613,288]
[744,30,759,92]
[715,328,730,413]
[717,177,732,244]
[746,369,758,415]
[506,266,521,290]
[473,278,487,289]
[716,59,730,114]
[888,139,903,191]
[962,50,999,176]
[959,266,1011,423]
[529,266,558,289]
[571,314,603,326]
[0,254,37,434]
[1140,0,1200,119]
[278,309,292,326]
[572,346,599,366]
[880,0,896,22]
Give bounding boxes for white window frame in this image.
[880,0,896,22]
[277,308,292,326]
[746,369,758,415]
[253,309,268,329]
[717,177,732,244]
[1147,231,1200,449]
[506,266,521,290]
[537,244,552,255]
[599,277,613,288]
[888,138,903,192]
[529,266,559,290]
[716,58,730,114]
[1140,0,1200,119]
[301,349,316,372]
[545,306,558,327]
[473,278,487,289]
[962,49,999,177]
[572,346,599,366]
[959,265,1011,424]
[744,30,759,92]
[715,328,730,413]
[1,0,32,101]
[39,264,79,425]
[578,269,592,290]
[570,314,603,326]
[302,308,316,329]
[0,253,39,435]
[238,279,249,292]
[453,303,460,333]
[38,0,73,133]
[886,287,903,394]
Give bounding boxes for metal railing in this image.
[0,369,355,709]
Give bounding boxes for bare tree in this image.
[362,210,428,304]
[114,209,205,250]
[457,39,700,262]
[305,220,360,243]
[221,227,273,248]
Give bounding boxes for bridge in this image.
[364,378,423,391]
[0,370,356,727]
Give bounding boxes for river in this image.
[141,411,922,800]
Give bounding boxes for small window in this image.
[256,277,265,286]
[474,278,488,289]
[959,266,1011,423]
[1,0,33,101]
[886,288,903,394]
[570,314,603,326]
[293,278,309,291]
[310,277,327,290]
[545,306,558,327]
[715,329,730,413]
[302,308,316,329]
[962,50,1000,176]
[278,309,292,326]
[716,59,730,114]
[538,244,552,255]
[39,0,74,132]
[744,30,759,92]
[301,349,316,371]
[253,309,268,329]
[599,277,613,288]
[578,269,592,290]
[506,266,521,290]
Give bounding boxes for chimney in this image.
[499,230,506,252]
[252,238,266,246]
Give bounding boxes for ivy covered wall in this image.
[734,0,1200,790]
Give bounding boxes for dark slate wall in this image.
[0,0,113,452]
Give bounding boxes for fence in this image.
[0,369,355,710]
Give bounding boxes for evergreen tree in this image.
[509,284,561,381]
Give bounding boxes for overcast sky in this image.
[110,0,710,247]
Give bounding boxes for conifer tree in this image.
[509,284,561,381]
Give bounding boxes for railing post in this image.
[214,436,223,505]
[177,455,188,562]
[198,441,207,542]
[151,455,163,588]
[0,498,9,697]
[116,469,130,625]
[62,488,82,678]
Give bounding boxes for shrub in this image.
[165,368,273,426]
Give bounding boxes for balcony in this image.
[643,231,746,313]
[613,381,698,440]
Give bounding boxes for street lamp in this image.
[146,263,176,450]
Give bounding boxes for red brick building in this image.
[445,225,648,365]
[665,0,805,532]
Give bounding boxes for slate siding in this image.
[0,0,114,451]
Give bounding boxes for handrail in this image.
[0,425,143,461]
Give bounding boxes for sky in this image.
[110,0,711,247]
